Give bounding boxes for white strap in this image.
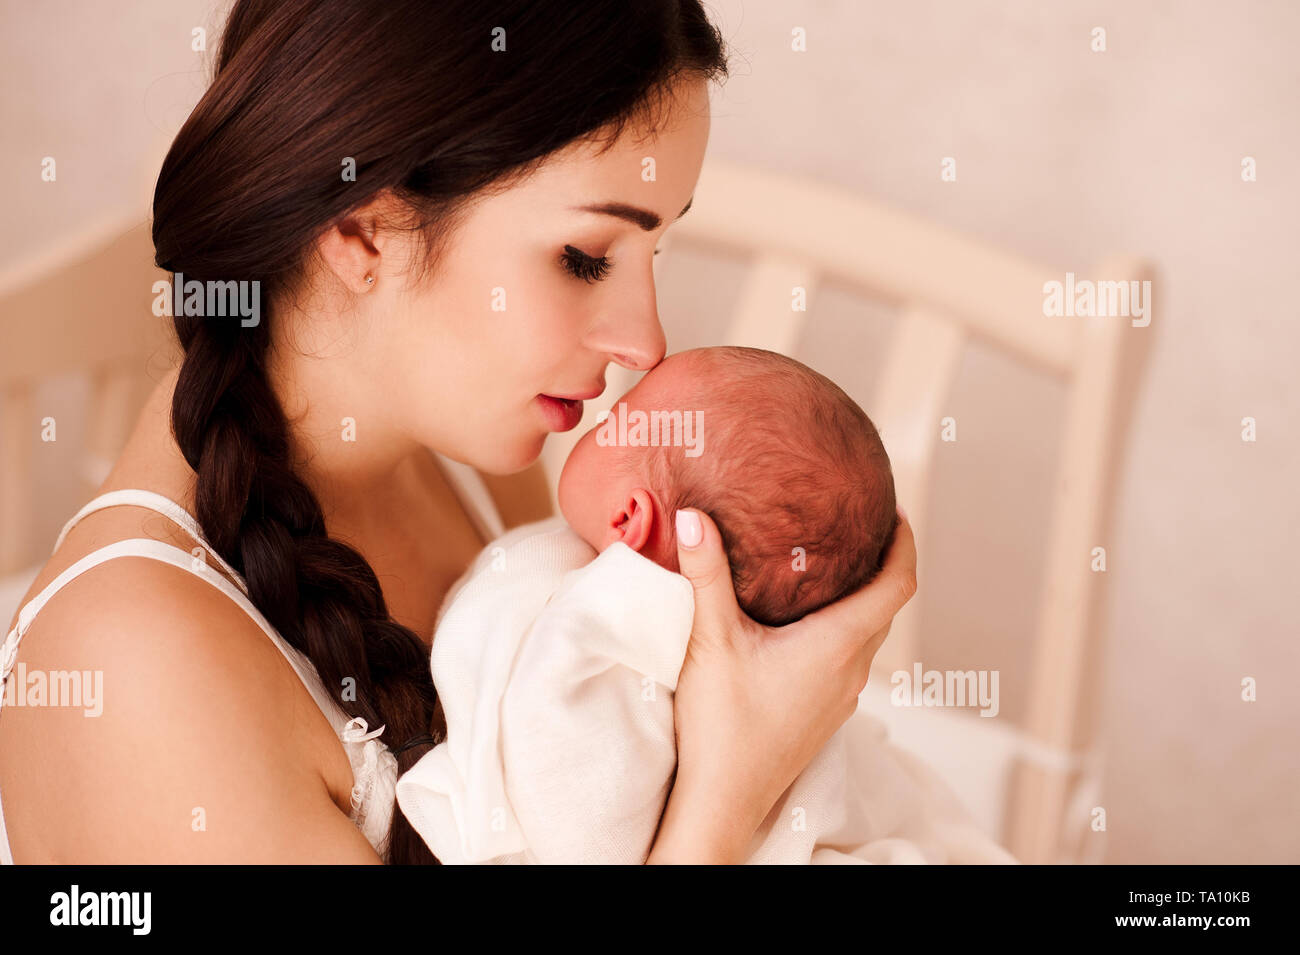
[0,539,340,727]
[53,489,248,596]
[3,541,166,707]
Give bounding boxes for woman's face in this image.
[358,77,712,475]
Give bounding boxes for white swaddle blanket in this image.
[395,516,1018,865]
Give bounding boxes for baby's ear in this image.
[610,487,657,553]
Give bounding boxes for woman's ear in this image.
[315,192,395,293]
[609,487,658,553]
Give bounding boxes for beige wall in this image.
[2,0,1296,862]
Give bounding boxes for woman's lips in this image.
[536,394,585,432]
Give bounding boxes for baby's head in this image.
[558,347,897,626]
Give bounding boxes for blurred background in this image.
[1,0,1296,863]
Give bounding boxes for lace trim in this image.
[340,716,399,860]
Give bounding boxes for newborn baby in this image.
[396,347,1009,865]
[559,346,898,626]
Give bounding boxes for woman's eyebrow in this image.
[570,196,694,232]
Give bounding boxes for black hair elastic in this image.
[395,733,440,755]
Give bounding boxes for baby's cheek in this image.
[557,450,596,538]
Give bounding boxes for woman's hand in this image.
[647,507,917,864]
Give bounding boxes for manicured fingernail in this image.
[676,509,702,548]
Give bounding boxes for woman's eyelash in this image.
[561,245,612,283]
[561,244,663,283]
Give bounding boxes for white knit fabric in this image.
[397,516,1019,865]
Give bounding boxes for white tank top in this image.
[0,454,505,864]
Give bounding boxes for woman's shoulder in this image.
[3,534,312,764]
[0,529,367,861]
[8,500,292,683]
[16,538,294,685]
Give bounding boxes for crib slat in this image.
[724,253,817,355]
[868,305,965,680]
[1005,258,1152,863]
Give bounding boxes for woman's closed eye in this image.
[560,244,663,283]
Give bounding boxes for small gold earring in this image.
[364,274,375,287]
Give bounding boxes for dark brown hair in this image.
[152,0,728,863]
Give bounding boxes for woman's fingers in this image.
[876,509,919,606]
[674,508,743,640]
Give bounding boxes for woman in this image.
[0,0,915,864]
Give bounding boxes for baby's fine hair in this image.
[647,347,898,627]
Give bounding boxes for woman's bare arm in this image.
[0,560,382,863]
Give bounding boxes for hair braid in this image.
[171,312,439,864]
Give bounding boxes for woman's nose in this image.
[587,301,667,372]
